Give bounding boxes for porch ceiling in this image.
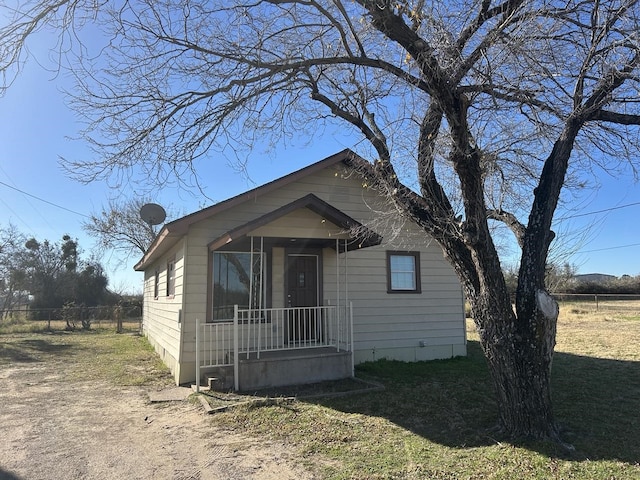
[208,193,382,252]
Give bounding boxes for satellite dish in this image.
[140,203,167,226]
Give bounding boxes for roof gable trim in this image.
[208,193,382,252]
[135,149,368,271]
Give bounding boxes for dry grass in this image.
[0,318,141,335]
[2,302,638,479]
[210,301,640,479]
[554,304,640,361]
[0,331,172,387]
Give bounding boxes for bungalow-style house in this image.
[135,150,466,390]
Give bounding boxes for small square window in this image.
[386,251,421,293]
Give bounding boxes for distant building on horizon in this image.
[574,273,618,283]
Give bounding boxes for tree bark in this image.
[471,288,560,440]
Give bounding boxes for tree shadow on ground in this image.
[0,335,75,364]
[0,467,24,480]
[309,340,640,465]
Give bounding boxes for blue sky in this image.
[1,43,639,293]
[0,51,351,293]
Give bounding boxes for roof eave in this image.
[133,149,368,271]
[133,225,187,271]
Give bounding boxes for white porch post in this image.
[233,305,239,391]
[350,301,355,376]
[344,238,348,311]
[344,239,349,351]
[336,238,340,312]
[248,237,254,360]
[195,318,200,393]
[257,236,264,359]
[335,238,339,350]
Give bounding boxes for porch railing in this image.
[196,303,353,392]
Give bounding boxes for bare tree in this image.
[3,0,640,442]
[83,197,166,265]
[0,223,27,317]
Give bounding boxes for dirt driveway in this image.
[0,335,314,480]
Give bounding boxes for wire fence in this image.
[553,293,640,314]
[0,304,143,333]
[4,294,638,334]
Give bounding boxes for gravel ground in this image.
[0,353,314,480]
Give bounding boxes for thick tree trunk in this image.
[471,289,560,440]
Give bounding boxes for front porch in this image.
[196,304,354,392]
[194,193,383,391]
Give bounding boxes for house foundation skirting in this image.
[202,349,352,392]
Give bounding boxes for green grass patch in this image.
[211,310,640,479]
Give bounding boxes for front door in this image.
[286,254,319,343]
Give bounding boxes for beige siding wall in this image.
[159,163,466,384]
[252,209,350,239]
[271,247,285,308]
[323,224,466,363]
[141,239,185,384]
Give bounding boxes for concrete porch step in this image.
[198,348,353,392]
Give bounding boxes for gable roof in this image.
[134,149,367,271]
[208,193,383,252]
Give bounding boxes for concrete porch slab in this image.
[238,350,352,391]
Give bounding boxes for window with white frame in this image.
[386,251,421,293]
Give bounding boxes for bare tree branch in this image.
[83,197,169,266]
[4,0,640,442]
[590,109,640,124]
[487,208,527,247]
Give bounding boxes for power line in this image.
[557,200,640,220]
[0,164,58,232]
[0,195,35,234]
[556,201,640,255]
[0,180,89,218]
[582,242,640,253]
